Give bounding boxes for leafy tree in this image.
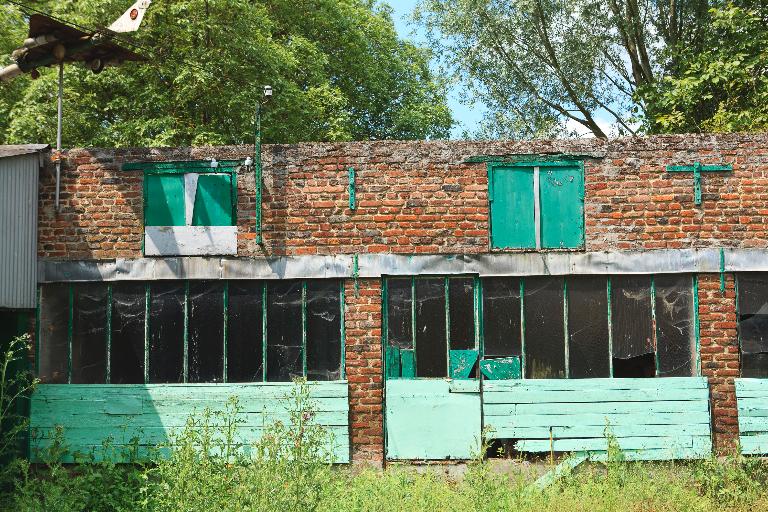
[0,0,452,146]
[415,0,766,138]
[642,5,768,133]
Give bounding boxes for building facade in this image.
[26,133,768,465]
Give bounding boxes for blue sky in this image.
[383,0,485,138]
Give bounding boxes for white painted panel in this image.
[144,226,237,256]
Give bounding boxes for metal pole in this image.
[255,102,263,245]
[54,61,63,212]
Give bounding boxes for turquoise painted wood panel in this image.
[449,350,478,379]
[400,349,415,378]
[29,382,350,463]
[489,166,535,249]
[191,174,234,226]
[385,379,480,460]
[735,378,768,454]
[483,377,711,461]
[144,175,186,226]
[480,357,521,380]
[539,165,584,248]
[386,346,401,378]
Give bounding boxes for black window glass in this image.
[110,283,146,384]
[655,274,695,377]
[227,281,264,382]
[266,281,303,381]
[71,284,108,383]
[149,282,185,383]
[306,281,342,381]
[481,277,521,357]
[567,276,610,378]
[39,284,69,383]
[524,277,565,378]
[415,278,447,377]
[449,278,475,350]
[188,281,224,383]
[387,279,412,349]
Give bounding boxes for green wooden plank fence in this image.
[735,378,768,455]
[483,377,711,460]
[29,381,350,463]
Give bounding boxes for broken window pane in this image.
[110,282,146,384]
[386,278,412,349]
[524,277,566,378]
[613,353,656,378]
[481,277,521,357]
[71,284,108,384]
[306,280,342,381]
[38,284,69,383]
[415,278,447,377]
[266,281,303,381]
[227,281,264,383]
[567,276,610,378]
[611,275,655,362]
[188,281,224,383]
[449,278,475,350]
[655,274,696,377]
[149,282,185,383]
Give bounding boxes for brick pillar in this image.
[344,278,384,467]
[698,273,739,454]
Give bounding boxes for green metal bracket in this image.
[348,167,356,210]
[666,162,733,205]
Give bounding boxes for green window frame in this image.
[36,279,346,384]
[382,274,701,380]
[488,161,585,250]
[736,273,768,377]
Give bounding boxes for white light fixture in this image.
[263,85,273,98]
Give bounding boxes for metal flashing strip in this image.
[37,248,768,283]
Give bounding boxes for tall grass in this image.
[3,377,768,511]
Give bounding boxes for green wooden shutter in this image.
[192,174,234,226]
[144,175,186,226]
[539,166,584,248]
[489,166,535,249]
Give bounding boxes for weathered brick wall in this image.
[343,279,384,466]
[698,273,740,453]
[40,133,768,259]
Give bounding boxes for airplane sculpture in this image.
[0,0,151,82]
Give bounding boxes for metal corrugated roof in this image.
[0,144,49,159]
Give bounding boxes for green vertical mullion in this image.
[302,281,308,377]
[651,275,659,377]
[475,276,482,355]
[35,286,41,376]
[520,278,526,379]
[445,277,450,376]
[607,276,613,378]
[563,277,569,379]
[262,282,268,382]
[411,277,417,372]
[106,284,112,383]
[340,280,346,380]
[381,278,389,377]
[223,281,228,383]
[183,281,189,383]
[144,283,150,384]
[67,284,73,384]
[693,274,701,376]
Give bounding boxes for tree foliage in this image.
[415,0,768,138]
[0,0,452,146]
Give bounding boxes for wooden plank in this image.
[385,379,480,460]
[739,416,768,431]
[449,350,478,379]
[490,423,711,439]
[740,435,768,455]
[484,399,708,416]
[449,379,480,393]
[735,378,768,392]
[34,382,348,398]
[483,388,707,404]
[515,435,711,453]
[483,377,707,391]
[479,357,521,380]
[485,411,711,428]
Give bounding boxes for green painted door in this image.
[145,175,186,226]
[539,166,584,248]
[192,174,234,226]
[489,167,535,249]
[385,379,481,460]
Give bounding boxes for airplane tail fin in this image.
[108,0,152,33]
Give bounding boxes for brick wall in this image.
[698,273,740,453]
[343,279,384,467]
[40,133,768,260]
